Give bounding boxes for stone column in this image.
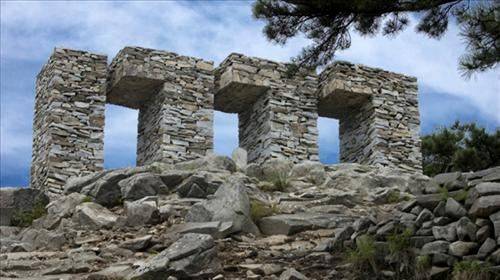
[318,61,422,173]
[215,53,319,164]
[108,47,214,165]
[31,48,107,197]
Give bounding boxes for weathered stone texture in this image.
[215,53,319,164]
[108,47,214,165]
[319,61,421,173]
[30,48,107,197]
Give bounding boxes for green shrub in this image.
[387,228,414,278]
[452,189,469,202]
[11,202,47,227]
[82,196,93,203]
[259,171,290,192]
[452,260,491,280]
[415,255,431,280]
[250,200,278,222]
[347,235,377,277]
[438,186,450,201]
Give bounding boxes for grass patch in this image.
[387,228,414,277]
[346,234,378,277]
[452,189,469,202]
[82,196,93,203]
[415,255,431,280]
[452,260,492,280]
[250,200,278,222]
[259,171,291,192]
[11,202,47,227]
[438,186,450,201]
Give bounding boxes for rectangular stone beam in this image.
[109,47,215,165]
[318,61,422,173]
[215,53,319,164]
[31,48,107,198]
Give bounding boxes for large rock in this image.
[469,195,500,217]
[421,241,450,255]
[259,213,353,236]
[176,172,222,198]
[129,233,218,279]
[456,217,477,241]
[432,223,457,242]
[72,202,118,230]
[174,154,236,173]
[0,188,49,226]
[185,177,257,235]
[231,148,248,171]
[119,173,168,201]
[46,192,87,218]
[125,196,160,227]
[445,198,467,219]
[477,238,497,258]
[448,241,478,257]
[246,158,293,181]
[279,268,309,280]
[77,169,130,207]
[490,211,500,239]
[466,182,500,206]
[433,172,465,190]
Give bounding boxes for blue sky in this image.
[1,1,499,187]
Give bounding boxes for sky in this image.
[1,1,499,187]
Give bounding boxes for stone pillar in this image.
[31,48,107,197]
[108,47,214,165]
[215,53,318,164]
[318,61,422,173]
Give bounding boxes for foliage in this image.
[11,202,47,227]
[452,260,491,280]
[261,171,291,192]
[253,0,499,76]
[250,200,279,222]
[415,255,432,280]
[82,196,93,203]
[347,234,378,277]
[422,121,500,176]
[387,228,415,278]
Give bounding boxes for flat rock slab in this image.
[259,213,354,235]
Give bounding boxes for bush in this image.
[422,121,500,176]
[347,235,377,277]
[452,260,491,280]
[11,201,47,227]
[415,255,431,280]
[387,228,415,278]
[250,200,278,222]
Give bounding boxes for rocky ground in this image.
[1,152,499,279]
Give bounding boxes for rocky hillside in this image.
[0,153,499,279]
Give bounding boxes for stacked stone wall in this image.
[215,54,319,163]
[319,61,421,173]
[30,48,107,197]
[108,47,214,165]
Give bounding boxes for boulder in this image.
[456,217,477,241]
[160,170,193,189]
[231,148,248,170]
[0,188,49,226]
[445,198,467,219]
[246,158,293,181]
[416,208,433,227]
[176,172,222,198]
[185,177,257,235]
[173,221,232,239]
[432,223,457,242]
[476,225,491,244]
[175,154,236,173]
[421,241,450,255]
[119,173,168,201]
[416,194,443,210]
[433,172,465,191]
[259,213,353,236]
[448,241,478,257]
[129,233,218,279]
[72,202,118,230]
[78,169,131,207]
[125,197,160,227]
[490,211,500,239]
[466,182,500,206]
[469,195,500,217]
[279,268,308,280]
[477,238,497,259]
[120,235,152,252]
[46,192,87,218]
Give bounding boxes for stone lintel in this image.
[108,46,214,109]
